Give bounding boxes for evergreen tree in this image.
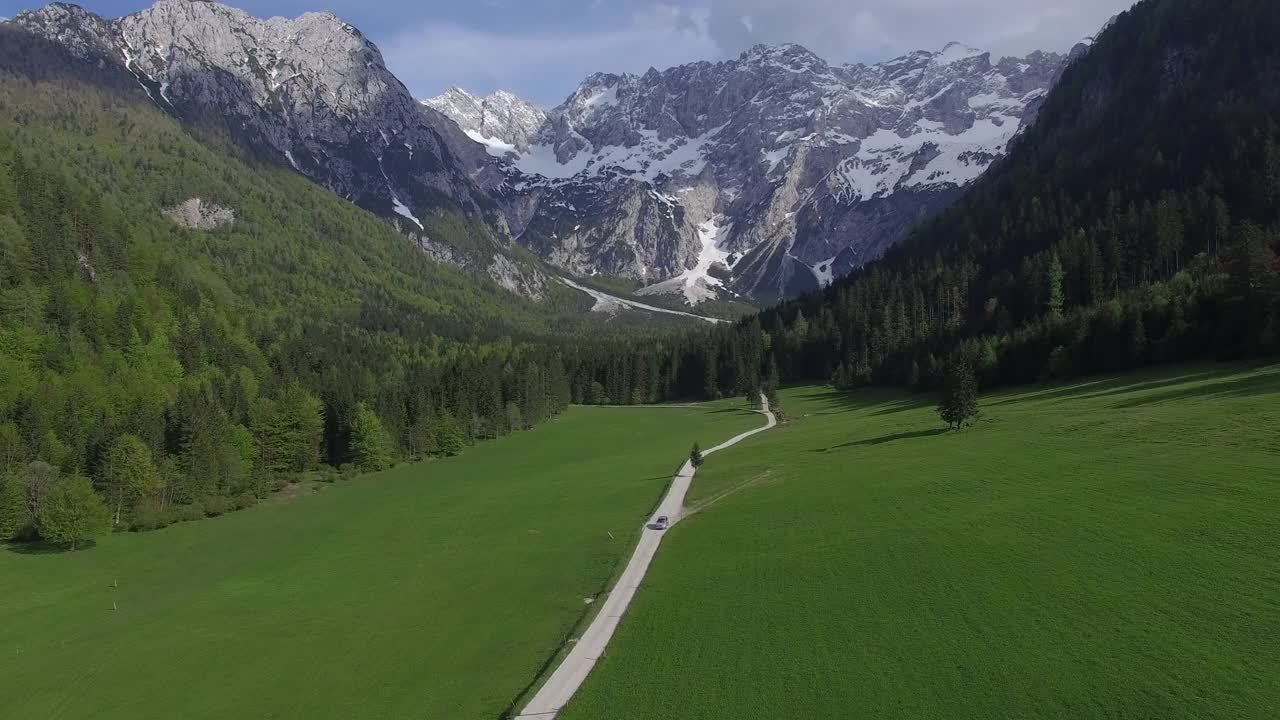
[690,442,704,469]
[702,344,720,400]
[1046,253,1066,319]
[763,355,781,404]
[937,361,980,430]
[37,476,110,551]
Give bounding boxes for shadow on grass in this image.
[790,387,932,418]
[986,364,1280,408]
[866,396,935,417]
[987,369,1223,408]
[6,539,94,555]
[1110,366,1280,409]
[813,428,948,453]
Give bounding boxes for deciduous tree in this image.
[0,473,29,540]
[98,435,161,526]
[37,476,110,551]
[350,402,392,472]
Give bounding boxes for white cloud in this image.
[704,0,1136,63]
[383,4,715,105]
[383,0,1135,106]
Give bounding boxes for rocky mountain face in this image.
[423,87,547,150]
[9,0,544,285]
[432,42,1087,303]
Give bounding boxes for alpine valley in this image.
[5,0,1280,719]
[11,0,1089,309]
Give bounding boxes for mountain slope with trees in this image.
[0,27,596,543]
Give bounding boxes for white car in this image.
[648,516,669,531]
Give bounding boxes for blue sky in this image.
[1,0,1135,106]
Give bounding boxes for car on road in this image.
[648,516,669,531]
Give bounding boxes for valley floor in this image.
[560,363,1280,720]
[0,403,760,720]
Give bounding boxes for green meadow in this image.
[0,403,759,720]
[563,363,1280,720]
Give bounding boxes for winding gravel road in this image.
[515,396,777,719]
[557,277,727,324]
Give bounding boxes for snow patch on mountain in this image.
[637,218,734,305]
[465,129,517,155]
[391,194,423,230]
[424,87,546,149]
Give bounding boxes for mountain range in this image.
[10,0,1088,309]
[428,41,1087,303]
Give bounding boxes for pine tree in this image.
[690,442,703,469]
[763,355,781,404]
[37,476,110,551]
[937,361,980,430]
[702,344,719,400]
[1046,253,1066,319]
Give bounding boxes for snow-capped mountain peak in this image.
[429,42,1075,303]
[423,86,547,151]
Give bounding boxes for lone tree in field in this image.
[938,360,980,430]
[690,442,704,468]
[37,476,110,551]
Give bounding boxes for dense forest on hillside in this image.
[0,29,630,544]
[571,0,1280,406]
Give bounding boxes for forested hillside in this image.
[576,0,1280,405]
[0,28,594,543]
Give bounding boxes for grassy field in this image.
[562,363,1280,720]
[0,403,760,720]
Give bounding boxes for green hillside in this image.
[563,363,1280,719]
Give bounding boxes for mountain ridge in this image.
[428,38,1086,303]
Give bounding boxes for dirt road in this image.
[515,396,776,719]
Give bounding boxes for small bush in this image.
[203,496,231,517]
[339,463,358,481]
[231,492,258,511]
[171,503,205,523]
[129,502,174,532]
